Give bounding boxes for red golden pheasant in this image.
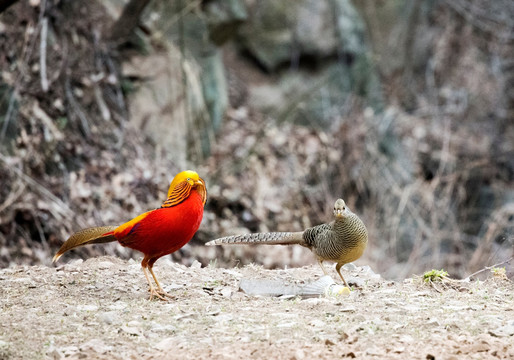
[53,170,207,300]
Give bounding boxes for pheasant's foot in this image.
[156,287,176,300]
[148,286,167,301]
[148,266,175,299]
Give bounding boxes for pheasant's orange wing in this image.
[113,211,152,240]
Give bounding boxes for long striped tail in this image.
[206,231,305,246]
[52,226,119,263]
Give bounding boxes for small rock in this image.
[294,349,306,359]
[392,346,405,353]
[163,283,182,292]
[69,259,83,267]
[309,319,326,327]
[324,338,336,346]
[360,265,377,275]
[46,348,63,360]
[220,288,232,298]
[150,324,177,333]
[98,311,118,325]
[120,326,141,336]
[489,321,514,337]
[174,313,197,321]
[469,341,489,353]
[399,334,414,343]
[222,269,243,279]
[343,263,358,271]
[0,340,10,354]
[76,304,99,312]
[108,301,127,310]
[302,298,330,305]
[366,346,382,356]
[80,339,112,354]
[127,320,141,327]
[190,260,202,269]
[59,345,79,357]
[348,277,366,287]
[339,306,356,312]
[238,336,250,343]
[155,337,176,351]
[426,318,440,326]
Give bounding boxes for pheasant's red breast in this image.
[113,190,204,258]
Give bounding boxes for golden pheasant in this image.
[53,170,207,300]
[206,199,367,287]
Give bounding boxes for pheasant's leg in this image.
[148,265,174,299]
[335,263,350,288]
[317,259,329,275]
[142,266,166,301]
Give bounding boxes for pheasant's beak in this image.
[193,177,207,205]
[334,208,346,218]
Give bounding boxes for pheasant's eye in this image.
[187,178,191,181]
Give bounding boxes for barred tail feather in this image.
[52,226,119,263]
[206,231,305,246]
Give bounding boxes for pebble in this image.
[348,277,366,287]
[59,345,79,357]
[190,260,202,269]
[343,263,358,271]
[127,320,141,327]
[120,326,141,336]
[108,301,127,310]
[80,338,112,354]
[98,311,118,325]
[150,323,177,333]
[302,298,330,305]
[220,288,232,297]
[46,348,63,360]
[426,318,440,326]
[162,283,182,292]
[309,319,326,327]
[76,305,99,312]
[294,349,306,359]
[339,305,356,312]
[489,320,514,337]
[154,337,175,351]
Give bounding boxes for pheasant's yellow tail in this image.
[52,226,118,262]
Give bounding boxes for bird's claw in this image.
[148,287,175,301]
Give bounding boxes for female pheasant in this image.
[207,199,368,287]
[53,170,207,300]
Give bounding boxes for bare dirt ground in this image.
[1,256,513,360]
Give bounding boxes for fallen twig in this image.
[40,16,49,92]
[463,257,513,281]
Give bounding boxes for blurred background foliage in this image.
[0,0,512,279]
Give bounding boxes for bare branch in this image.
[40,17,49,92]
[463,257,514,281]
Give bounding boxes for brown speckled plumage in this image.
[206,199,368,287]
